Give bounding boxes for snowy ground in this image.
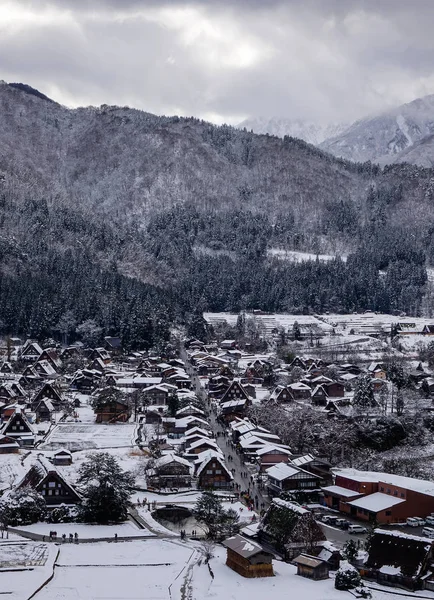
[267,248,348,263]
[0,540,49,568]
[40,422,138,451]
[10,539,432,600]
[0,541,58,600]
[191,546,434,600]
[17,521,154,540]
[32,540,196,600]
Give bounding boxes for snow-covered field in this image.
[1,541,58,600]
[40,423,138,451]
[0,540,48,568]
[10,539,429,600]
[33,540,195,600]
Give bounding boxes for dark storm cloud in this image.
[1,0,434,124]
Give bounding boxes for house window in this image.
[48,482,56,488]
[215,470,222,475]
[387,489,391,494]
[48,490,53,496]
[55,490,60,495]
[380,487,384,492]
[394,491,398,496]
[206,469,213,474]
[386,511,392,516]
[400,493,405,498]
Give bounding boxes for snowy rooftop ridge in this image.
[375,528,434,545]
[272,497,308,515]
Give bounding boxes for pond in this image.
[152,505,205,536]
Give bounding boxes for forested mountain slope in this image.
[1,81,434,344]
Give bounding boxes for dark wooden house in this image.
[195,451,233,490]
[364,529,434,591]
[18,457,81,507]
[32,399,55,422]
[1,409,35,446]
[147,453,192,488]
[293,554,329,580]
[221,380,250,403]
[223,535,274,578]
[33,383,63,408]
[94,400,131,423]
[52,449,73,466]
[266,463,322,496]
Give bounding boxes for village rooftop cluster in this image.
[3,312,434,596]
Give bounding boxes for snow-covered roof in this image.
[256,445,292,456]
[187,437,219,451]
[374,528,434,545]
[220,399,247,409]
[176,404,204,416]
[272,497,308,515]
[347,493,405,513]
[154,453,192,471]
[379,565,401,575]
[335,468,434,497]
[195,450,232,479]
[266,463,302,481]
[183,427,211,439]
[240,430,280,442]
[222,535,266,558]
[291,454,316,467]
[289,382,311,390]
[175,416,209,429]
[321,485,363,498]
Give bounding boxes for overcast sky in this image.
[1,0,434,125]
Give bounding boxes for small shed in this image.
[52,449,73,466]
[293,554,329,580]
[223,534,274,578]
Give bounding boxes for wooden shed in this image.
[223,534,274,578]
[293,554,329,580]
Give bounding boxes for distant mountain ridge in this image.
[239,95,434,167]
[238,116,348,145]
[320,94,434,165]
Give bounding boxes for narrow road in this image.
[181,345,269,513]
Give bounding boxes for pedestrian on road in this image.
[115,533,118,542]
[69,533,73,543]
[62,533,66,543]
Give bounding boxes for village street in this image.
[181,346,269,514]
[181,345,370,548]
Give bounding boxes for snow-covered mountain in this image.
[320,95,434,165]
[238,116,348,145]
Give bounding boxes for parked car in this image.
[348,524,367,534]
[425,516,434,526]
[406,517,426,527]
[322,515,338,525]
[422,527,434,539]
[335,518,349,529]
